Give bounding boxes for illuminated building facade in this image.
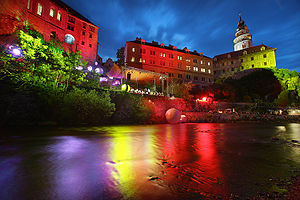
[213,16,276,79]
[0,0,99,63]
[124,38,214,89]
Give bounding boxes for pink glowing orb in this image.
[165,108,181,124]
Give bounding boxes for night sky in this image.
[63,0,300,72]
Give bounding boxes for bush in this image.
[60,87,115,124]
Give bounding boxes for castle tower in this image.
[233,15,253,51]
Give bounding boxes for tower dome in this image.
[233,15,253,51]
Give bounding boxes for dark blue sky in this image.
[63,0,300,72]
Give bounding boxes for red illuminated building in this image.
[0,0,99,63]
[124,38,214,89]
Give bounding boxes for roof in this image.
[52,0,96,26]
[213,44,276,60]
[127,39,212,59]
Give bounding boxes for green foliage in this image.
[111,92,154,124]
[61,87,115,124]
[169,81,193,99]
[0,29,87,96]
[208,69,281,103]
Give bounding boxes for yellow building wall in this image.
[241,48,276,70]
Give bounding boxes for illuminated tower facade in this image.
[233,15,253,51]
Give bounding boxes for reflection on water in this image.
[0,123,299,199]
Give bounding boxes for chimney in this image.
[184,47,189,52]
[173,46,177,50]
[200,52,204,56]
[160,43,165,47]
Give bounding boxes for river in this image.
[0,123,299,199]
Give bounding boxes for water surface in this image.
[0,123,299,199]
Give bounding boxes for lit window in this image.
[50,8,55,17]
[132,48,135,52]
[163,53,165,57]
[131,57,135,62]
[57,12,62,21]
[37,3,43,16]
[50,31,56,39]
[27,0,31,9]
[201,60,203,64]
[186,66,191,70]
[178,56,180,60]
[208,62,210,65]
[193,67,198,72]
[143,59,145,63]
[201,68,205,72]
[180,56,182,60]
[160,53,163,57]
[186,58,190,62]
[208,69,211,73]
[139,58,142,63]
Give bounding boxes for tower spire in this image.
[233,14,253,51]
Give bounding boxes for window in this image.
[37,3,43,16]
[208,69,211,73]
[201,68,205,72]
[89,44,92,48]
[193,67,198,72]
[252,64,254,68]
[251,57,254,61]
[150,50,155,55]
[131,57,135,62]
[132,48,135,52]
[193,59,197,63]
[160,61,165,66]
[89,25,95,32]
[67,24,74,31]
[50,31,56,39]
[178,74,183,78]
[27,0,31,9]
[82,31,85,36]
[81,41,85,45]
[194,76,198,80]
[178,63,182,69]
[169,54,173,58]
[143,59,145,63]
[57,12,62,21]
[177,56,182,60]
[202,77,206,81]
[186,58,190,62]
[186,66,191,70]
[240,59,243,63]
[264,62,267,66]
[231,61,234,64]
[139,58,142,63]
[222,63,224,66]
[127,73,131,81]
[186,75,191,79]
[83,23,86,29]
[169,73,174,77]
[231,68,234,71]
[160,53,165,57]
[89,34,92,38]
[50,8,55,17]
[140,49,145,54]
[200,60,203,64]
[263,54,267,58]
[208,62,210,66]
[68,16,75,24]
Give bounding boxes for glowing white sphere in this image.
[87,66,93,71]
